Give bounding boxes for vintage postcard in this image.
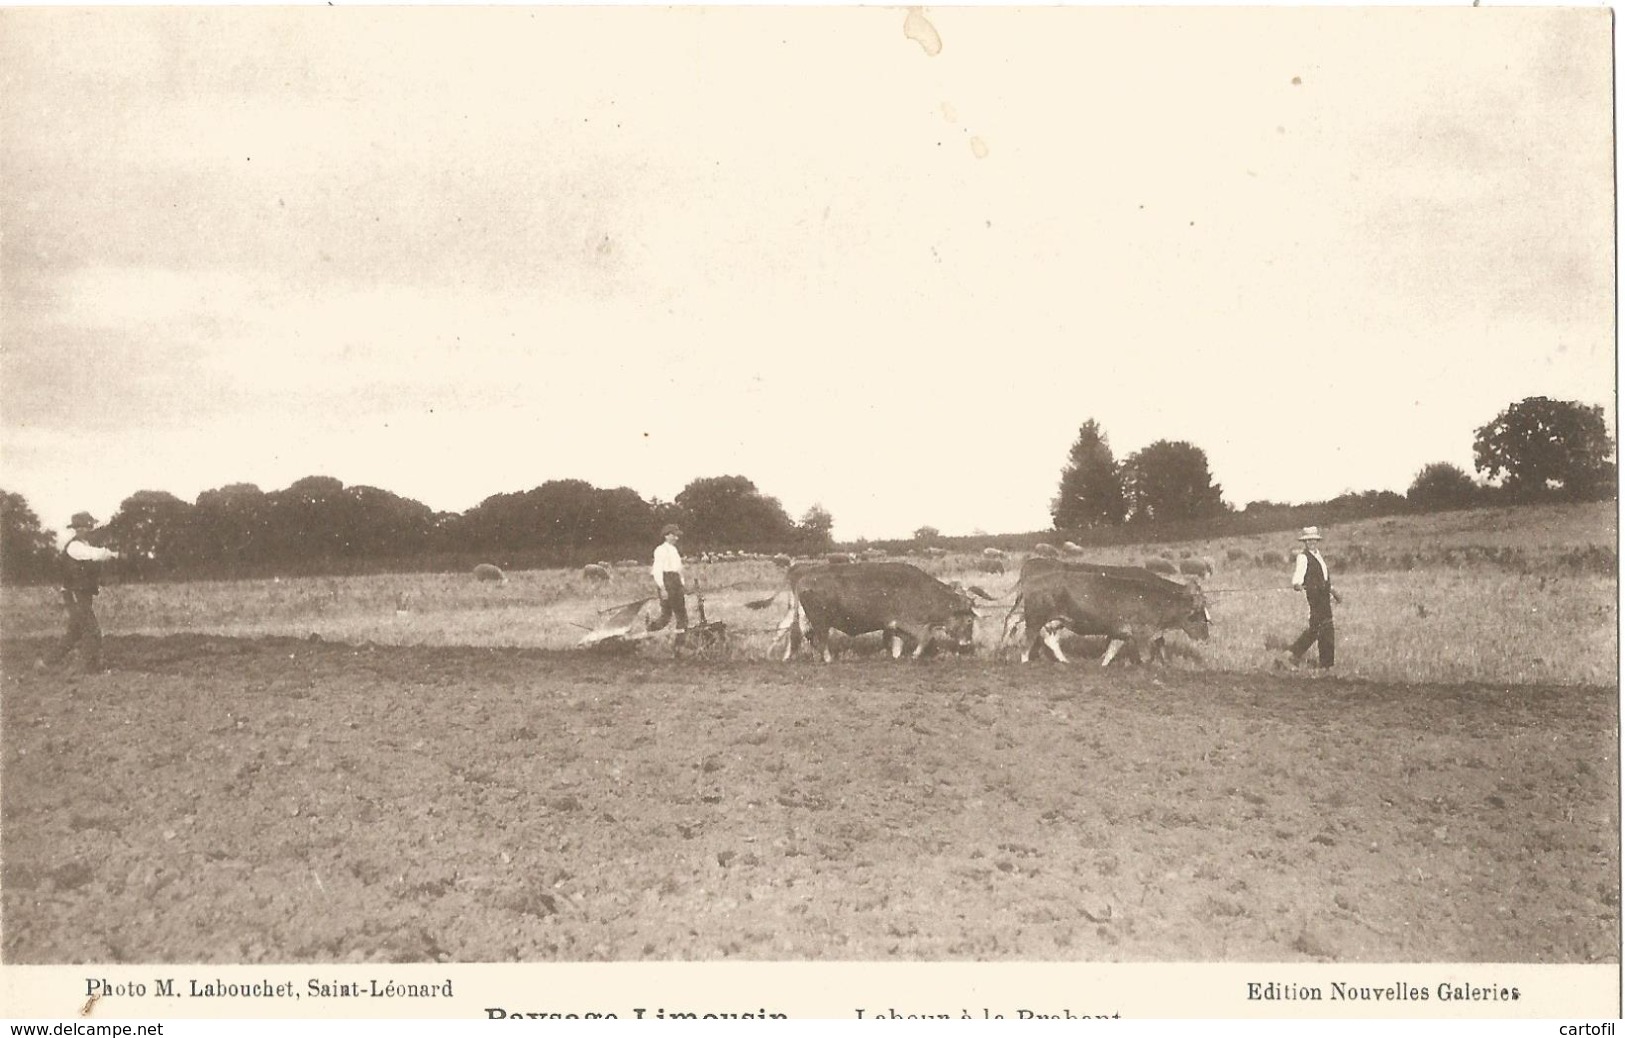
[0,4,1616,1024]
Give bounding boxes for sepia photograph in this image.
[0,3,1616,1020]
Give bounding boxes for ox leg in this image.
[1100,638,1126,667]
[887,627,904,660]
[886,623,926,660]
[1021,621,1050,663]
[909,629,929,660]
[1041,621,1069,663]
[810,626,833,664]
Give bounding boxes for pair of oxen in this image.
[751,557,1212,664]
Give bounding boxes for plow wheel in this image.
[679,621,731,658]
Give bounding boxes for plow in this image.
[576,580,732,657]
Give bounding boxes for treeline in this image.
[1032,396,1615,552]
[0,474,836,585]
[864,487,1492,557]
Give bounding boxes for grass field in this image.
[3,501,1614,686]
[2,502,1616,965]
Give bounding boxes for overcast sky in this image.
[1,6,1613,541]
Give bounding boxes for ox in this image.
[766,562,991,662]
[1003,556,1210,665]
[581,563,611,584]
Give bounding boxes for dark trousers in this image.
[1289,590,1335,667]
[648,573,688,633]
[47,589,102,671]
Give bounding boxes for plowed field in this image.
[3,633,1616,963]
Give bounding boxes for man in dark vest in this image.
[39,511,120,674]
[1287,525,1341,668]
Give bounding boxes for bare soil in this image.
[2,633,1617,963]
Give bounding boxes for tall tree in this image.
[1052,419,1126,530]
[0,490,57,585]
[1473,396,1616,500]
[797,504,836,551]
[1121,440,1226,523]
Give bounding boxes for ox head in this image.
[939,605,978,653]
[941,581,998,652]
[1182,584,1212,641]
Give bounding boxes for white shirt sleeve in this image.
[65,540,117,562]
[1290,551,1308,588]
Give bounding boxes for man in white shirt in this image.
[1287,525,1341,668]
[40,511,120,674]
[647,523,688,650]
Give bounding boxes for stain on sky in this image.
[904,8,942,56]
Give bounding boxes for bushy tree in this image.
[333,485,435,557]
[797,504,835,551]
[193,483,269,567]
[0,490,57,584]
[912,525,940,543]
[1121,440,1226,523]
[1052,419,1126,530]
[105,490,194,567]
[674,476,797,549]
[591,487,657,549]
[1407,462,1478,509]
[649,498,686,541]
[1473,396,1616,500]
[528,479,607,552]
[461,479,655,557]
[267,475,348,560]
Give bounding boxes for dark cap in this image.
[69,512,97,530]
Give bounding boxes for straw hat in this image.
[1298,526,1322,542]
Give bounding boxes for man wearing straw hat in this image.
[646,522,688,652]
[38,511,121,674]
[1287,525,1341,668]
